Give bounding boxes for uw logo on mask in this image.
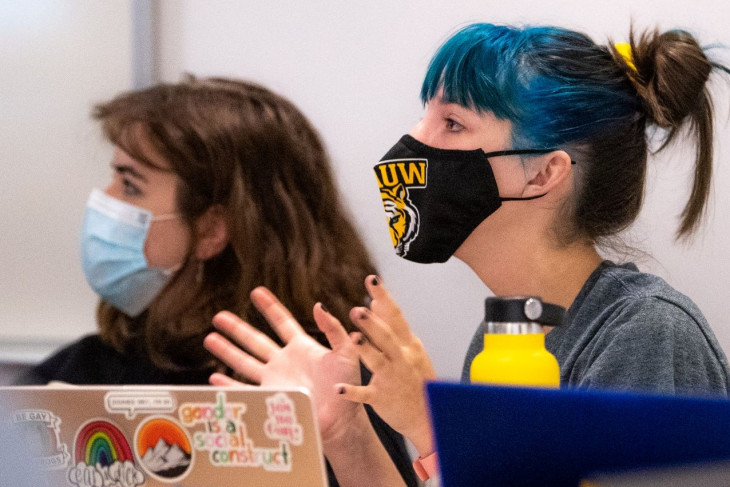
[373,159,427,257]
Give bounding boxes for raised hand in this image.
[337,276,438,457]
[204,286,362,444]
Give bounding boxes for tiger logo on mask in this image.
[373,159,427,257]
[380,183,420,256]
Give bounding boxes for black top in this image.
[16,335,213,385]
[16,334,418,486]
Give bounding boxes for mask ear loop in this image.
[500,194,546,202]
[160,261,184,276]
[483,148,556,158]
[483,149,577,164]
[151,212,181,222]
[486,148,577,202]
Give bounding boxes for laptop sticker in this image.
[264,392,303,445]
[104,391,177,420]
[179,391,295,471]
[134,416,192,482]
[11,408,70,470]
[69,418,145,487]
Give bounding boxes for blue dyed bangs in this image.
[420,23,522,121]
[420,23,641,149]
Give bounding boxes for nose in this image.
[103,181,124,201]
[103,184,116,198]
[409,118,434,146]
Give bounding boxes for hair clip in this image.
[614,42,638,74]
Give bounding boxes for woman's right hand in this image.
[203,286,364,446]
[337,276,438,457]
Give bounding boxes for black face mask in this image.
[373,134,555,264]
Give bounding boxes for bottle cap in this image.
[484,296,565,327]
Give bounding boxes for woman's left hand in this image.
[204,287,363,445]
[337,276,438,457]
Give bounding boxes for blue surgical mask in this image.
[80,189,183,317]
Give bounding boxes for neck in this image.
[455,231,603,312]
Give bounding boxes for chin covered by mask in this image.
[80,189,182,317]
[374,134,551,263]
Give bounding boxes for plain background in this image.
[0,2,133,366]
[2,0,730,381]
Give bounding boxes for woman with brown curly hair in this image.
[16,76,417,486]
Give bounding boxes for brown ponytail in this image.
[612,29,720,239]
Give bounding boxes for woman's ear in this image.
[194,205,229,260]
[523,150,573,197]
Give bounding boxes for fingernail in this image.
[338,386,346,395]
[371,275,380,286]
[320,303,329,313]
[360,311,368,320]
[356,335,366,346]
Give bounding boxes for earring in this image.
[196,260,205,284]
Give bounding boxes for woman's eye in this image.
[112,164,143,197]
[445,118,464,132]
[122,178,142,197]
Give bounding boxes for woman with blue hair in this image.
[205,23,730,484]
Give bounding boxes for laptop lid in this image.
[0,385,328,487]
[426,381,730,487]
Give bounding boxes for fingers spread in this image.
[313,303,350,350]
[212,310,279,362]
[364,275,412,340]
[250,287,305,343]
[349,307,400,359]
[204,332,264,384]
[350,332,387,372]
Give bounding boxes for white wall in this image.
[0,2,133,363]
[155,0,730,379]
[3,1,729,381]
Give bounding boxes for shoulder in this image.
[578,262,708,334]
[44,335,118,364]
[552,262,729,395]
[589,262,692,304]
[592,276,726,375]
[16,335,213,386]
[14,335,125,385]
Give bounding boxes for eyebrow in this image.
[112,163,149,183]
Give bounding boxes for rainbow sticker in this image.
[68,419,145,487]
[75,420,134,466]
[135,416,192,481]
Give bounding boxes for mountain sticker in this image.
[134,416,193,482]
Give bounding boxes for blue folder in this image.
[426,382,730,487]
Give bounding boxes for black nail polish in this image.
[338,386,346,395]
[371,276,380,286]
[356,335,366,346]
[320,303,329,313]
[360,311,368,320]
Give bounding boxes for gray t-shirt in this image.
[462,261,730,396]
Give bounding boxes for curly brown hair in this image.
[93,76,376,371]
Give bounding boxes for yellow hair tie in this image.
[614,42,637,74]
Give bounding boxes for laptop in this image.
[426,381,730,487]
[0,385,328,487]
